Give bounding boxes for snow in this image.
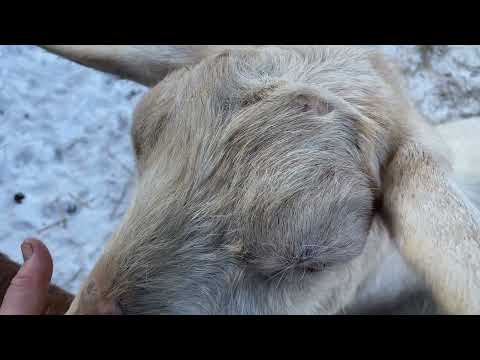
[0,45,146,292]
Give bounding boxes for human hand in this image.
[0,239,54,315]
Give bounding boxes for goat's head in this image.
[42,45,411,314]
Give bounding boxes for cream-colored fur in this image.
[39,45,480,314]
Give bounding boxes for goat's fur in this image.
[37,45,480,314]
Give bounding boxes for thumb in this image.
[0,239,53,315]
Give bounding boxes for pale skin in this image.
[0,239,54,315]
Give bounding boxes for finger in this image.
[0,239,53,315]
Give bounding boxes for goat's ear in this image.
[382,120,480,314]
[40,45,230,86]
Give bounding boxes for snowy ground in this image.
[1,45,479,294]
[0,45,146,292]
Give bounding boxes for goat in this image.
[24,45,480,314]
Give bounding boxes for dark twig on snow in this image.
[37,217,68,234]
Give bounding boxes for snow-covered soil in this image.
[1,45,479,293]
